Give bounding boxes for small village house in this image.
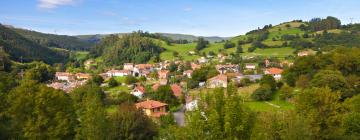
[131,85,146,98]
[135,99,168,118]
[75,73,92,80]
[171,84,182,98]
[183,70,193,78]
[106,70,131,77]
[158,70,170,79]
[123,63,134,70]
[264,67,284,80]
[245,63,256,70]
[207,74,228,88]
[55,72,75,82]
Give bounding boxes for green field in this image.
[159,42,200,61]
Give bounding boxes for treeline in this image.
[90,32,164,65]
[12,27,93,51]
[0,24,68,64]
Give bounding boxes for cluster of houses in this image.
[48,57,289,119]
[47,72,92,93]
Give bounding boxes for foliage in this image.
[195,37,209,51]
[7,80,77,139]
[124,75,138,85]
[251,85,273,101]
[308,16,341,31]
[109,103,158,139]
[24,62,55,83]
[0,24,68,64]
[148,85,179,107]
[108,77,118,87]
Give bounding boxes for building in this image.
[106,70,131,77]
[171,84,182,98]
[131,85,146,98]
[264,67,283,80]
[135,100,168,118]
[245,63,256,70]
[232,74,263,83]
[207,74,228,88]
[158,70,170,79]
[215,64,239,74]
[297,50,315,57]
[75,73,92,80]
[191,63,201,70]
[133,64,154,77]
[198,57,208,63]
[123,63,134,70]
[183,70,193,78]
[159,79,168,85]
[55,72,75,82]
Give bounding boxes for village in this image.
[46,50,314,124]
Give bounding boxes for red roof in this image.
[152,83,160,91]
[135,86,146,93]
[171,84,182,97]
[208,74,227,82]
[265,68,283,75]
[135,100,167,109]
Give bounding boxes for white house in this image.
[183,70,193,78]
[106,70,131,77]
[186,99,198,111]
[207,74,228,88]
[55,72,74,82]
[264,67,283,80]
[123,63,134,70]
[198,57,208,63]
[131,86,146,98]
[245,63,256,70]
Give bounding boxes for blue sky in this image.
[1,0,359,37]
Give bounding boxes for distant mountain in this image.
[76,33,230,43]
[5,25,93,51]
[157,33,230,42]
[0,24,68,64]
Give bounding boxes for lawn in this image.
[159,42,200,61]
[73,51,89,61]
[243,47,295,58]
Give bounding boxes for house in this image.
[152,83,160,91]
[198,57,208,63]
[171,84,182,98]
[133,64,154,77]
[106,70,131,77]
[131,85,146,98]
[55,72,75,82]
[183,70,193,78]
[186,99,198,111]
[123,63,134,70]
[135,99,168,118]
[207,74,228,88]
[159,79,168,85]
[75,73,92,80]
[158,70,170,79]
[191,63,201,70]
[297,50,315,57]
[245,63,256,70]
[232,74,263,83]
[215,64,239,74]
[264,67,283,80]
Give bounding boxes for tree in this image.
[109,103,158,139]
[236,45,243,53]
[195,37,209,51]
[108,77,118,87]
[279,84,294,100]
[260,74,277,91]
[7,80,77,139]
[149,85,179,107]
[296,87,345,139]
[310,70,350,98]
[71,82,108,140]
[223,41,235,49]
[24,62,55,83]
[248,46,256,52]
[251,85,273,101]
[172,51,179,57]
[124,75,137,85]
[91,75,104,85]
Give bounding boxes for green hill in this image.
[0,24,68,64]
[9,26,93,51]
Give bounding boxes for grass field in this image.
[73,51,89,61]
[159,42,199,61]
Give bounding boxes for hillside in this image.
[8,26,93,51]
[0,24,68,64]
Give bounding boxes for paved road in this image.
[173,105,186,126]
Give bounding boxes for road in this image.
[173,105,186,126]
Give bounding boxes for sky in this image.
[1,0,360,37]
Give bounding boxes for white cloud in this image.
[38,0,77,9]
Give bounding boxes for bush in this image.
[125,75,138,85]
[108,77,118,87]
[251,85,273,101]
[279,85,294,100]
